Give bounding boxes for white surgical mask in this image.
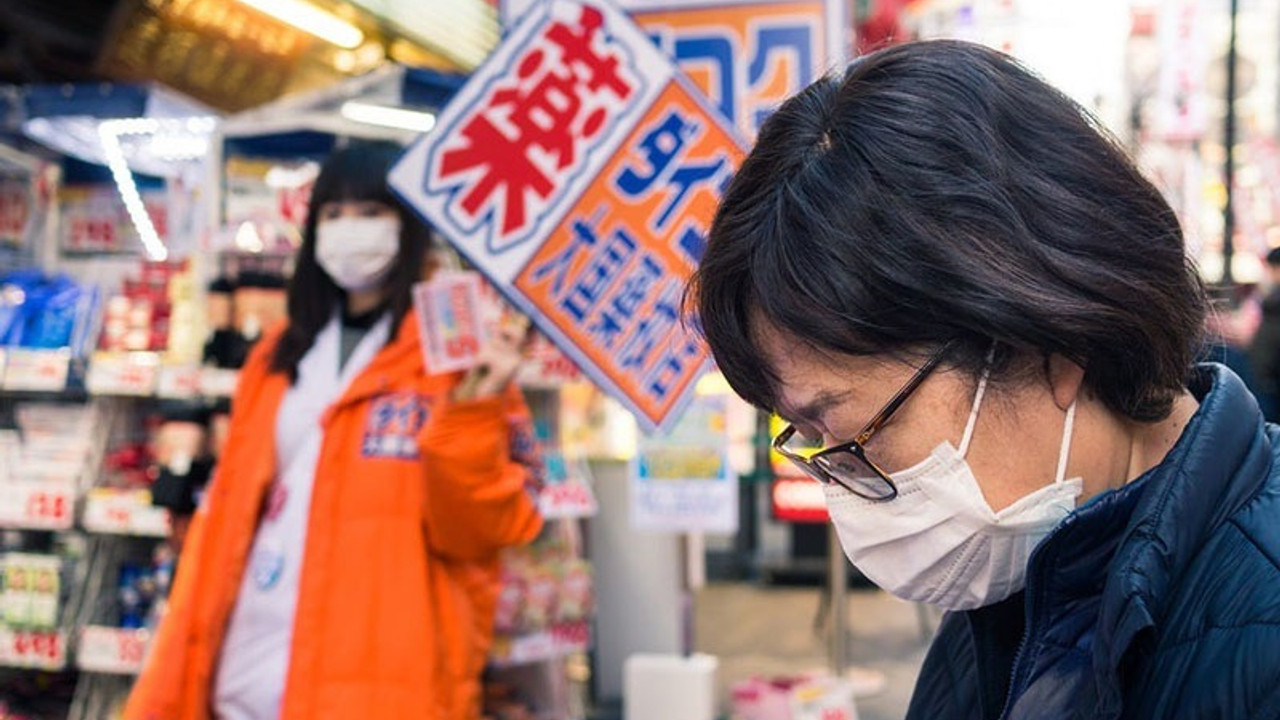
[824,367,1083,611]
[315,216,401,292]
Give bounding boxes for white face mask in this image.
[823,367,1083,611]
[315,216,401,292]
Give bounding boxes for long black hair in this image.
[270,140,431,380]
[687,40,1206,422]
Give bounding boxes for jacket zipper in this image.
[997,528,1059,720]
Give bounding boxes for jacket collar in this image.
[1025,364,1271,714]
[327,309,462,409]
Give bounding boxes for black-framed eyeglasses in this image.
[773,343,953,502]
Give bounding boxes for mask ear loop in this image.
[1053,401,1078,485]
[958,345,998,457]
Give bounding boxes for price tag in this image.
[538,454,597,520]
[501,630,557,666]
[549,619,591,649]
[199,367,240,398]
[1,349,70,392]
[157,364,202,399]
[0,481,76,530]
[492,620,591,667]
[78,626,149,675]
[539,479,598,520]
[0,629,67,671]
[87,352,160,396]
[517,335,582,389]
[82,489,170,537]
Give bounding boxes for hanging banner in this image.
[630,394,738,532]
[502,0,847,140]
[1152,0,1208,142]
[389,0,747,432]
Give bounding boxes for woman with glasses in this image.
[689,40,1280,719]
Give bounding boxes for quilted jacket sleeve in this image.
[418,383,544,561]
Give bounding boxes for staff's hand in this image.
[453,315,534,401]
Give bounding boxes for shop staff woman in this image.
[126,141,543,720]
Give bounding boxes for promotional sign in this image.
[630,393,737,532]
[502,0,847,139]
[59,186,168,255]
[413,271,487,373]
[390,0,747,432]
[1152,0,1209,141]
[771,477,828,523]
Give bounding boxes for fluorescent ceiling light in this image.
[100,119,168,261]
[234,0,364,49]
[265,162,321,189]
[340,101,437,133]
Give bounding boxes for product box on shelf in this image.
[1,553,61,630]
[0,270,100,376]
[0,404,93,531]
[491,525,594,668]
[731,673,859,720]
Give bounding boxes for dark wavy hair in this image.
[270,140,431,380]
[687,40,1207,422]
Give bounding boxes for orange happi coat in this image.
[125,314,543,720]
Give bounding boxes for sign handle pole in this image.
[828,524,848,675]
[680,532,694,657]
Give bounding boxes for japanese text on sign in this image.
[502,0,846,139]
[428,5,645,254]
[392,0,748,431]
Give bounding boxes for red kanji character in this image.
[492,48,590,170]
[547,6,633,99]
[439,111,555,236]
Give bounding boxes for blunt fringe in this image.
[270,139,431,380]
[687,40,1207,422]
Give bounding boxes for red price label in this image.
[445,335,480,358]
[550,621,590,647]
[116,632,146,667]
[105,506,131,527]
[70,217,119,251]
[25,491,69,524]
[12,631,61,662]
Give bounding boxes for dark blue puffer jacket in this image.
[906,364,1280,720]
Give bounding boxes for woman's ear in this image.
[1046,354,1086,411]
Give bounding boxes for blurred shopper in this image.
[126,141,543,720]
[1249,248,1280,421]
[690,40,1280,719]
